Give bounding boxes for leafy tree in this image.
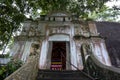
[0,0,26,51]
[88,6,120,22]
[34,0,109,19]
[0,0,112,52]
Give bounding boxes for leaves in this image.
[88,6,120,22]
[0,0,114,51]
[0,0,26,50]
[0,59,23,79]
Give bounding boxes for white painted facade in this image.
[91,38,111,66]
[8,11,112,70]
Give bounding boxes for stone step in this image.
[37,70,94,80]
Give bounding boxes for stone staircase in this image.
[4,55,39,80]
[37,70,94,80]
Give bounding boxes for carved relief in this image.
[16,22,45,41]
[30,43,40,56]
[74,24,90,37]
[48,26,70,35]
[28,27,36,36]
[74,26,82,35]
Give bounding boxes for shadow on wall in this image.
[95,21,120,67]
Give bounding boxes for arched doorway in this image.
[51,41,66,70]
[39,34,74,70]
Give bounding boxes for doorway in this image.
[51,41,66,70]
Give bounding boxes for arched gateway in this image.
[4,11,115,80]
[7,11,111,71]
[38,11,111,70]
[39,33,78,70]
[39,34,71,70]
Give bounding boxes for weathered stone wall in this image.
[4,34,41,80]
[7,12,114,74]
[9,20,45,62]
[91,38,111,66]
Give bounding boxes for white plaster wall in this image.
[39,40,48,69]
[0,58,10,64]
[69,24,78,70]
[76,42,83,70]
[19,42,25,59]
[70,39,77,70]
[91,41,111,66]
[70,24,74,37]
[10,41,25,59]
[10,43,20,56]
[21,41,32,62]
[100,42,111,66]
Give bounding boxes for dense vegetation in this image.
[0,59,23,80]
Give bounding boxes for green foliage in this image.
[6,59,23,74]
[0,0,26,50]
[0,53,9,58]
[0,0,116,51]
[35,0,109,19]
[68,0,107,19]
[88,6,120,22]
[0,59,23,80]
[0,66,6,79]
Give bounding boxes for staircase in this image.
[37,70,94,80]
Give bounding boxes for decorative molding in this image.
[48,25,70,35]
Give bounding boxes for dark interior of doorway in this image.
[51,41,66,70]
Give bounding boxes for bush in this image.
[0,54,9,58]
[0,59,23,80]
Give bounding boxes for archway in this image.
[51,41,66,70]
[47,34,71,70]
[39,34,75,70]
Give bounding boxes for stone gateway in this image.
[4,11,120,80]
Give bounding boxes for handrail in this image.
[91,54,120,73]
[80,43,120,80]
[84,53,120,80]
[61,52,95,80]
